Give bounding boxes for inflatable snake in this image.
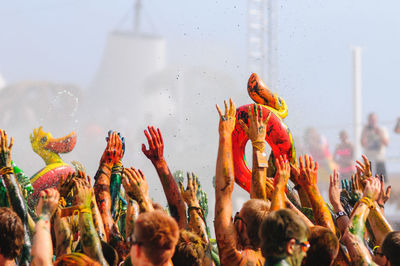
[232,73,296,192]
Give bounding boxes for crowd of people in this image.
[0,99,399,266]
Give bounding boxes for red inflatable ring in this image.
[232,104,296,192]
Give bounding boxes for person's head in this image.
[235,199,270,249]
[260,209,310,266]
[172,230,206,266]
[130,210,179,266]
[381,231,400,266]
[0,207,25,261]
[54,253,101,266]
[339,130,348,143]
[368,113,378,128]
[302,226,338,266]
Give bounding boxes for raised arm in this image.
[74,179,108,265]
[122,167,154,213]
[367,175,392,246]
[343,177,380,265]
[265,176,313,227]
[238,104,271,200]
[298,155,336,234]
[290,160,312,208]
[214,99,242,264]
[125,199,139,240]
[270,155,290,211]
[179,172,209,244]
[53,207,73,257]
[0,129,32,264]
[93,131,123,241]
[142,126,187,228]
[329,169,349,236]
[31,188,59,266]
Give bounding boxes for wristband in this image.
[188,205,206,223]
[0,167,13,176]
[252,141,266,152]
[334,211,348,220]
[188,205,204,213]
[359,197,375,209]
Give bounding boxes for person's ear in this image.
[286,238,296,255]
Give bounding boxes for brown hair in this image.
[382,231,400,265]
[302,226,338,266]
[0,207,25,259]
[241,199,270,247]
[260,208,309,258]
[54,252,101,266]
[135,210,179,265]
[172,230,206,266]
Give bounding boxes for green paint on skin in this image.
[349,215,365,238]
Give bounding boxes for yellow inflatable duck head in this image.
[30,127,77,165]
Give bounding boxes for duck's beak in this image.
[44,131,77,153]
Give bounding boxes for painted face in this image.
[292,237,309,265]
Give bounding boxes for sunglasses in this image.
[294,239,310,252]
[234,212,247,226]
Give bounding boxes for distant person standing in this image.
[361,113,389,178]
[334,130,355,180]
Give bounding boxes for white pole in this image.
[353,46,362,159]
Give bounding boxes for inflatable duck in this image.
[30,127,76,198]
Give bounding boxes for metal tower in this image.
[247,0,278,89]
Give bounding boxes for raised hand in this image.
[106,130,125,156]
[298,154,319,188]
[142,126,164,163]
[100,131,123,167]
[362,177,380,202]
[355,155,372,180]
[216,98,236,137]
[57,172,75,198]
[274,155,290,187]
[238,103,271,143]
[36,188,60,218]
[351,173,363,198]
[179,172,199,207]
[73,179,93,209]
[377,175,391,208]
[122,167,149,205]
[329,170,342,211]
[289,158,300,185]
[0,129,13,168]
[265,177,275,200]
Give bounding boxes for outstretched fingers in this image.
[263,111,271,126]
[229,98,236,116]
[238,119,248,133]
[149,126,160,147]
[144,129,155,151]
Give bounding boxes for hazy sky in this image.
[1,0,400,166]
